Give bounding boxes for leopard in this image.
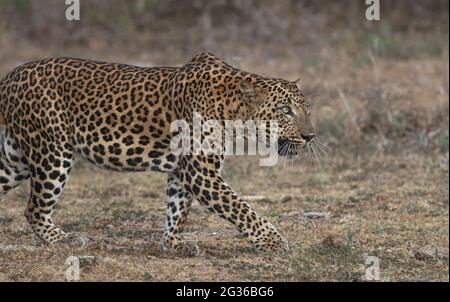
[0,52,316,256]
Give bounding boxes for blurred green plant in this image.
[132,0,160,15]
[15,0,31,12]
[438,136,449,152]
[367,33,388,56]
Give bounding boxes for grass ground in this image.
[0,152,448,281]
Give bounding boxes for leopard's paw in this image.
[58,233,87,248]
[164,236,200,257]
[247,220,289,253]
[173,241,200,257]
[255,230,289,253]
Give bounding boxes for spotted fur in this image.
[0,52,315,255]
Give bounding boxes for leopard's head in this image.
[240,79,323,160]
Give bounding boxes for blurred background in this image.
[0,0,448,281]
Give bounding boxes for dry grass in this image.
[0,153,448,281]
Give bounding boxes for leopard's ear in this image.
[239,80,263,110]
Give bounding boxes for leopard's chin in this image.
[277,139,306,157]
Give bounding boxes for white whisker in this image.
[275,135,330,168]
[310,143,322,165]
[314,139,330,151]
[312,141,329,160]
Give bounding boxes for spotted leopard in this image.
[0,52,315,255]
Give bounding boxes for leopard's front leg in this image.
[163,173,199,256]
[179,156,289,253]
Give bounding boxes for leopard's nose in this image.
[301,133,315,142]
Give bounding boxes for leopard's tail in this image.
[0,80,5,125]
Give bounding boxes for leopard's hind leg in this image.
[13,129,83,246]
[0,128,29,196]
[22,139,79,245]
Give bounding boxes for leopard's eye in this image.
[279,106,292,115]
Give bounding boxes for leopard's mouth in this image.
[277,138,328,162]
[277,139,305,157]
